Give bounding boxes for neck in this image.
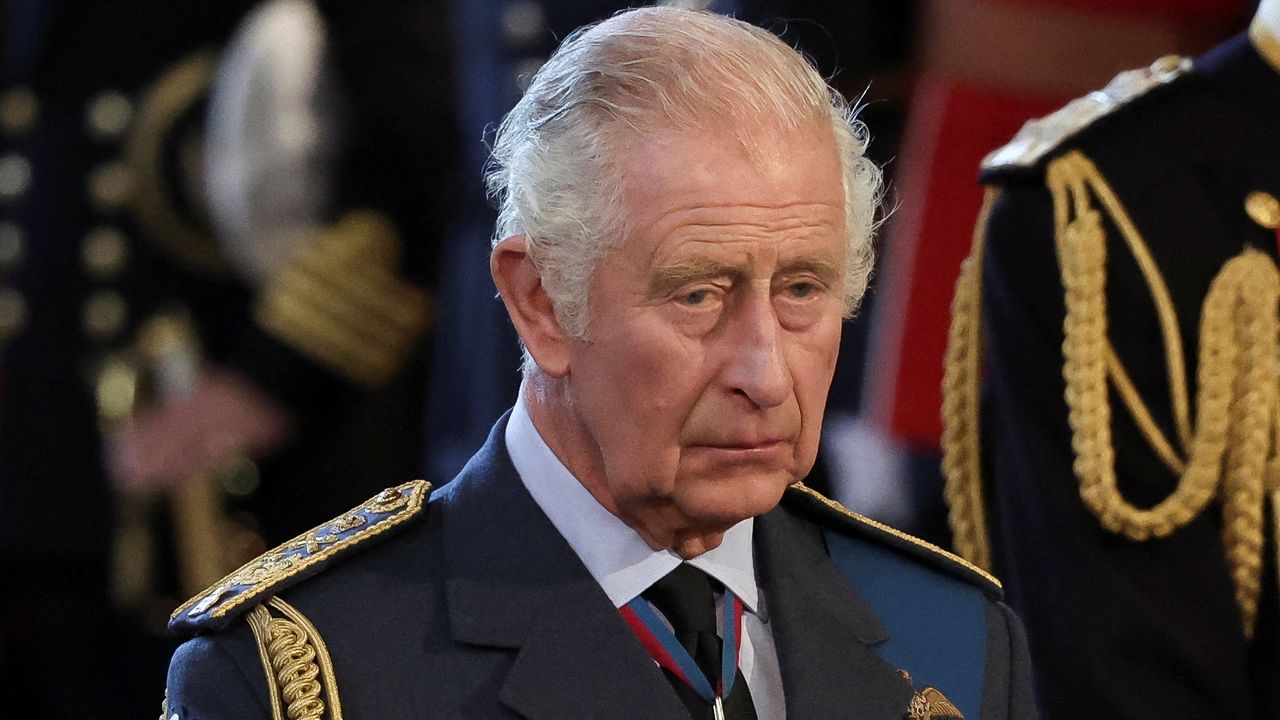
[520,378,728,557]
[1253,0,1280,72]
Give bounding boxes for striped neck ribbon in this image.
[620,587,745,704]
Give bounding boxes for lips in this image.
[689,436,793,451]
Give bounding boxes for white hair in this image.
[486,6,881,344]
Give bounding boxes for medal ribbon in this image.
[620,587,744,702]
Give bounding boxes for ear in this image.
[490,235,571,378]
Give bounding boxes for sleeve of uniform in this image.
[978,600,1038,720]
[165,632,273,720]
[979,183,1258,719]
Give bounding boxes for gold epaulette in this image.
[941,147,1280,637]
[169,480,431,634]
[255,210,433,387]
[786,482,1002,597]
[981,55,1191,174]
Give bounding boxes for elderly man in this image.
[162,8,1035,720]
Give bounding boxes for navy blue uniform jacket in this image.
[164,416,1036,719]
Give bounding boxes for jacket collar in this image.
[439,414,687,720]
[439,415,911,719]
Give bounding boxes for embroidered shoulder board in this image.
[981,54,1192,174]
[169,479,431,634]
[784,482,1001,600]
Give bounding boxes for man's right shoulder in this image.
[169,479,437,635]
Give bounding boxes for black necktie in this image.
[642,564,758,720]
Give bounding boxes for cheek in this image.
[793,323,842,431]
[582,328,707,481]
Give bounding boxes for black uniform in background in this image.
[0,3,256,715]
[0,0,457,716]
[946,32,1280,718]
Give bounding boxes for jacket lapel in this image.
[440,416,687,720]
[755,495,913,720]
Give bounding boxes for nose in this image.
[722,290,791,409]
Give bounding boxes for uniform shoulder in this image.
[783,482,1002,600]
[981,54,1194,179]
[169,479,432,635]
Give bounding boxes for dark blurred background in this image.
[0,0,1249,716]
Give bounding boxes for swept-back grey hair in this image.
[486,6,881,338]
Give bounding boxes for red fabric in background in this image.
[995,0,1244,19]
[868,0,1250,451]
[869,77,1063,449]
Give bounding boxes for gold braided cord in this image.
[245,598,345,720]
[267,598,344,720]
[247,605,288,720]
[940,188,1000,571]
[1050,152,1221,540]
[1216,250,1279,637]
[1050,148,1280,634]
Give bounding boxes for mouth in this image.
[687,438,792,458]
[704,438,788,450]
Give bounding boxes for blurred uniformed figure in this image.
[0,2,256,716]
[943,1,1280,716]
[109,0,459,547]
[850,0,1246,545]
[0,0,456,716]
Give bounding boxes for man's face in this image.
[560,123,848,546]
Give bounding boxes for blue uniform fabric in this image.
[166,414,1035,718]
[826,530,988,720]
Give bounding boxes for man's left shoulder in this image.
[780,485,1036,719]
[782,482,1003,602]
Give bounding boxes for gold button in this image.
[94,353,139,424]
[82,226,129,279]
[83,290,128,341]
[0,88,38,137]
[85,91,133,141]
[0,222,24,269]
[1246,191,1280,230]
[0,154,32,202]
[86,161,134,212]
[0,288,27,339]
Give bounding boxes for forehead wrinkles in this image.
[642,201,843,256]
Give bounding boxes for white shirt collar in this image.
[505,389,759,613]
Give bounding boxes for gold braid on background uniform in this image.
[941,188,1000,570]
[941,149,1280,636]
[245,597,345,720]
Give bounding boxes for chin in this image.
[676,470,793,526]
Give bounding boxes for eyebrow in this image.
[649,256,843,296]
[650,259,744,295]
[777,258,842,285]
